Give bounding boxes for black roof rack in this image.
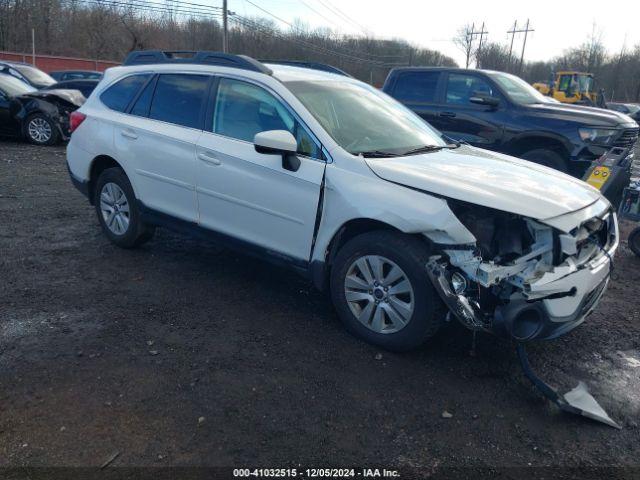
[123,50,272,75]
[261,60,351,77]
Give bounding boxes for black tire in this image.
[94,167,155,248]
[629,227,640,258]
[520,148,568,172]
[23,113,60,146]
[330,231,445,352]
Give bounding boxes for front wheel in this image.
[520,148,568,172]
[330,231,445,352]
[24,113,60,146]
[94,167,155,248]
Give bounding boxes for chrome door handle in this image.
[121,130,138,140]
[439,111,456,118]
[198,152,221,166]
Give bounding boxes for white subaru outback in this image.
[67,51,618,352]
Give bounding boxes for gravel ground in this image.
[1,140,639,477]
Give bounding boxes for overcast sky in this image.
[231,0,639,65]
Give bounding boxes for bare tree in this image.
[453,23,474,68]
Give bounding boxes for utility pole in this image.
[507,20,517,70]
[222,0,229,53]
[31,28,36,66]
[518,19,534,74]
[473,23,488,69]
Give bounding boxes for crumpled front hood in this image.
[365,145,603,220]
[20,89,85,107]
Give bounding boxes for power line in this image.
[65,0,223,19]
[316,0,369,36]
[239,0,404,61]
[231,14,387,65]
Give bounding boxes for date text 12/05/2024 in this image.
[233,469,401,478]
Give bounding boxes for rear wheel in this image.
[629,227,640,257]
[24,113,59,146]
[94,167,155,248]
[330,231,445,352]
[520,148,568,172]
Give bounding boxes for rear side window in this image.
[148,74,209,129]
[100,74,150,112]
[130,77,156,117]
[392,71,440,103]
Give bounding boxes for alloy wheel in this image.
[344,255,415,334]
[27,117,52,143]
[100,182,130,235]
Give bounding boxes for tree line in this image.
[456,24,640,102]
[0,0,455,85]
[1,1,638,100]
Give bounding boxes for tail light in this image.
[69,111,87,134]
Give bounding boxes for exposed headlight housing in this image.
[578,127,618,145]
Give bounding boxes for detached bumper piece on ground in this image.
[517,344,621,429]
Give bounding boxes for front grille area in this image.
[614,127,640,148]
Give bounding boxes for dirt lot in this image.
[1,140,640,476]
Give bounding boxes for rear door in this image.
[195,77,325,262]
[113,73,210,222]
[436,72,505,149]
[387,70,442,129]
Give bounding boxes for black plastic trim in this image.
[137,202,310,273]
[66,163,90,199]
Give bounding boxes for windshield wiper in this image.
[401,143,460,156]
[356,150,399,158]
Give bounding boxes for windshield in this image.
[0,74,37,96]
[577,75,594,93]
[489,71,549,105]
[12,64,56,86]
[284,80,445,155]
[626,104,640,114]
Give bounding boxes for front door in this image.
[436,72,504,150]
[196,77,325,261]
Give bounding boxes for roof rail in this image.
[123,50,272,75]
[261,60,351,77]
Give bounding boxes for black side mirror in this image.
[469,95,500,108]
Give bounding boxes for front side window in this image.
[101,74,151,112]
[445,74,495,105]
[285,79,445,156]
[148,74,209,129]
[392,71,440,103]
[213,78,320,158]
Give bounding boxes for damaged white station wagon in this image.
[67,51,618,354]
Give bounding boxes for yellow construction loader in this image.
[533,71,599,105]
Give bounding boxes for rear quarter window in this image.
[391,71,440,103]
[100,74,151,112]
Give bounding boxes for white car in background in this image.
[66,51,618,352]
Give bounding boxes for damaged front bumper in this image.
[427,211,619,342]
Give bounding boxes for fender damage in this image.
[11,89,85,140]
